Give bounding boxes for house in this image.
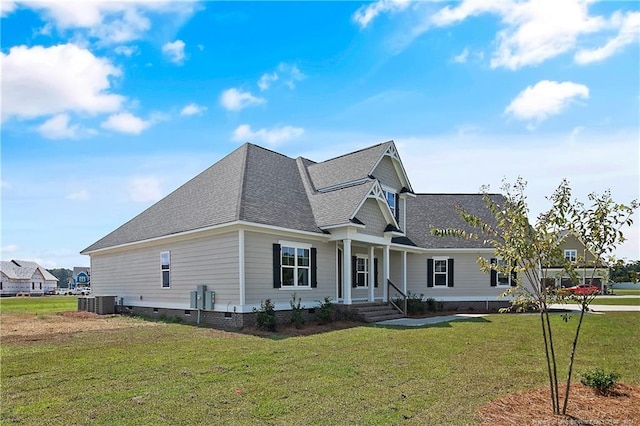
[72,267,91,288]
[81,141,520,326]
[542,231,609,291]
[0,260,58,296]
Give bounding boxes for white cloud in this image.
[1,244,19,253]
[9,1,200,44]
[128,176,163,203]
[162,39,186,65]
[452,47,469,63]
[1,44,124,122]
[36,114,80,140]
[66,190,90,201]
[505,80,589,127]
[114,45,139,57]
[232,124,304,147]
[353,0,411,28]
[220,88,266,111]
[180,103,207,116]
[433,0,606,70]
[278,63,306,89]
[575,11,640,65]
[258,72,279,91]
[0,1,17,17]
[101,112,152,135]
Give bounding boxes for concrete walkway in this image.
[376,302,639,326]
[376,313,487,326]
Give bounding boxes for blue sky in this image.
[1,0,639,268]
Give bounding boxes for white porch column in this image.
[343,239,352,305]
[383,244,390,302]
[402,250,407,295]
[369,246,375,302]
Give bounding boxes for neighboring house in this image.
[72,267,91,288]
[0,260,58,296]
[543,231,609,290]
[81,141,524,326]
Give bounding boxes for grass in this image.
[0,295,78,314]
[1,299,639,425]
[609,288,640,296]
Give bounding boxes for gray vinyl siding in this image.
[403,251,511,300]
[373,156,402,190]
[90,231,240,309]
[355,198,387,237]
[243,231,335,308]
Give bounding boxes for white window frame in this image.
[496,258,512,287]
[279,241,312,288]
[355,255,369,288]
[564,249,577,262]
[433,257,448,287]
[161,251,171,288]
[382,187,397,217]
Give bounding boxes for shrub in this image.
[580,368,620,395]
[316,297,334,325]
[290,292,305,329]
[253,299,277,331]
[407,292,425,315]
[426,297,437,312]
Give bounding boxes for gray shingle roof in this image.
[404,193,504,249]
[0,260,58,281]
[82,144,321,253]
[306,141,392,190]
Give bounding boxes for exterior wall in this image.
[560,234,598,263]
[355,198,387,237]
[373,156,404,231]
[373,156,402,190]
[0,276,28,296]
[348,245,384,301]
[243,230,335,310]
[404,251,515,301]
[90,231,240,310]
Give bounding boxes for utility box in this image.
[96,296,116,315]
[204,291,215,310]
[190,291,198,309]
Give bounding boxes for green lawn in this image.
[609,288,640,296]
[2,299,639,425]
[0,295,78,314]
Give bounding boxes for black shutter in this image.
[511,262,517,287]
[447,258,454,287]
[374,258,379,288]
[427,259,434,287]
[352,256,357,288]
[490,258,497,287]
[395,193,400,222]
[272,244,281,288]
[311,248,317,288]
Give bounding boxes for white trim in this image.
[354,254,369,289]
[432,257,449,287]
[160,251,171,289]
[316,177,371,193]
[278,241,312,288]
[238,229,245,306]
[82,220,328,255]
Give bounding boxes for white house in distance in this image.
[82,141,523,327]
[0,260,58,296]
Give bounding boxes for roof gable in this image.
[0,260,58,281]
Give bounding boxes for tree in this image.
[47,268,72,288]
[432,178,637,415]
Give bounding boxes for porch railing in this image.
[387,279,407,316]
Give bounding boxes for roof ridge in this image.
[311,140,392,165]
[236,143,251,221]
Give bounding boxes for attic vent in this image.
[11,260,21,267]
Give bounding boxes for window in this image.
[355,256,369,288]
[427,258,454,288]
[496,259,511,287]
[281,245,310,287]
[564,249,577,262]
[434,259,448,286]
[382,188,397,217]
[161,251,171,288]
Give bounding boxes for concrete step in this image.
[351,303,404,323]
